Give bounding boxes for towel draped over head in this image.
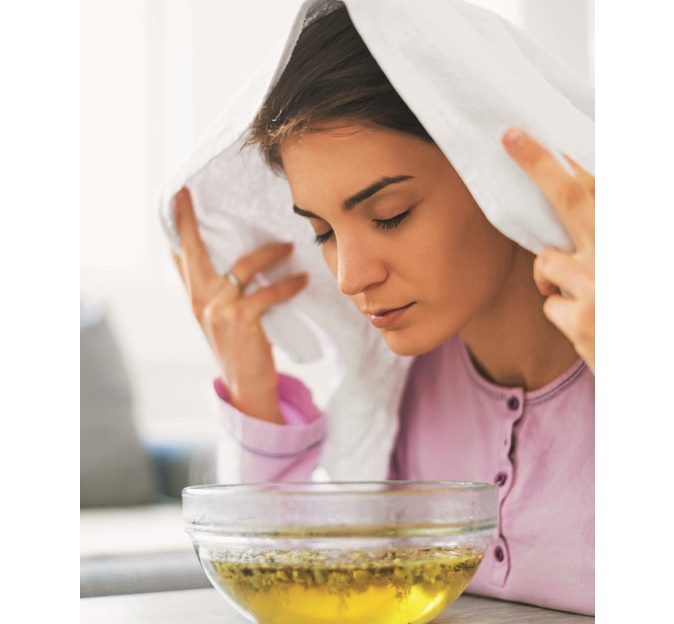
[159,0,594,481]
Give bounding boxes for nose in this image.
[335,234,388,296]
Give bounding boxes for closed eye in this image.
[313,208,414,246]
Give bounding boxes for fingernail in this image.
[503,127,526,149]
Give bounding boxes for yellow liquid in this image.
[207,547,483,624]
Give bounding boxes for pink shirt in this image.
[214,335,595,616]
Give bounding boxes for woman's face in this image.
[280,120,516,356]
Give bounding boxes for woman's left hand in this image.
[502,127,595,373]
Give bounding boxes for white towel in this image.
[158,0,594,481]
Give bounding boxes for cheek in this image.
[410,202,513,305]
[322,245,337,277]
[381,211,514,357]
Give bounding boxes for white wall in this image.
[81,0,594,442]
[522,0,594,83]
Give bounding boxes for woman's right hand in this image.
[171,187,309,424]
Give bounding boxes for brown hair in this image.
[242,2,433,174]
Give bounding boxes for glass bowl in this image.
[183,481,497,624]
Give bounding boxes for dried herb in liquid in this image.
[206,546,483,624]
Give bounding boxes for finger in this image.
[229,241,295,286]
[542,294,576,335]
[243,273,309,317]
[543,294,594,364]
[173,187,219,289]
[534,248,593,300]
[502,128,594,247]
[171,250,186,286]
[562,153,595,199]
[534,273,561,298]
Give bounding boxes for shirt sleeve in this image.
[213,373,326,483]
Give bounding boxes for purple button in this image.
[494,472,507,487]
[494,545,505,562]
[507,396,520,411]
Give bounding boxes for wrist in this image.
[230,396,285,424]
[217,377,285,424]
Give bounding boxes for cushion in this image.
[80,299,157,507]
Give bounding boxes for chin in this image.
[380,326,448,357]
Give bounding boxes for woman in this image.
[172,5,594,615]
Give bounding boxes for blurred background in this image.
[80,0,594,598]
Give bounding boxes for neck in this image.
[458,245,580,392]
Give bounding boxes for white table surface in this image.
[80,504,190,558]
[81,588,594,623]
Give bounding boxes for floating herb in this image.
[206,545,484,624]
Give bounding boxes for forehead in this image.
[280,121,438,205]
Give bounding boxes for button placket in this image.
[500,392,522,456]
[494,471,508,488]
[494,545,505,562]
[489,392,523,588]
[506,395,520,411]
[490,537,510,586]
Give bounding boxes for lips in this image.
[364,302,415,329]
[365,303,413,317]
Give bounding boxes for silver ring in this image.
[224,270,244,294]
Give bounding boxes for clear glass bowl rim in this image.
[183,480,498,537]
[183,480,495,497]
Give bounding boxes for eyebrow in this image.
[292,175,415,219]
